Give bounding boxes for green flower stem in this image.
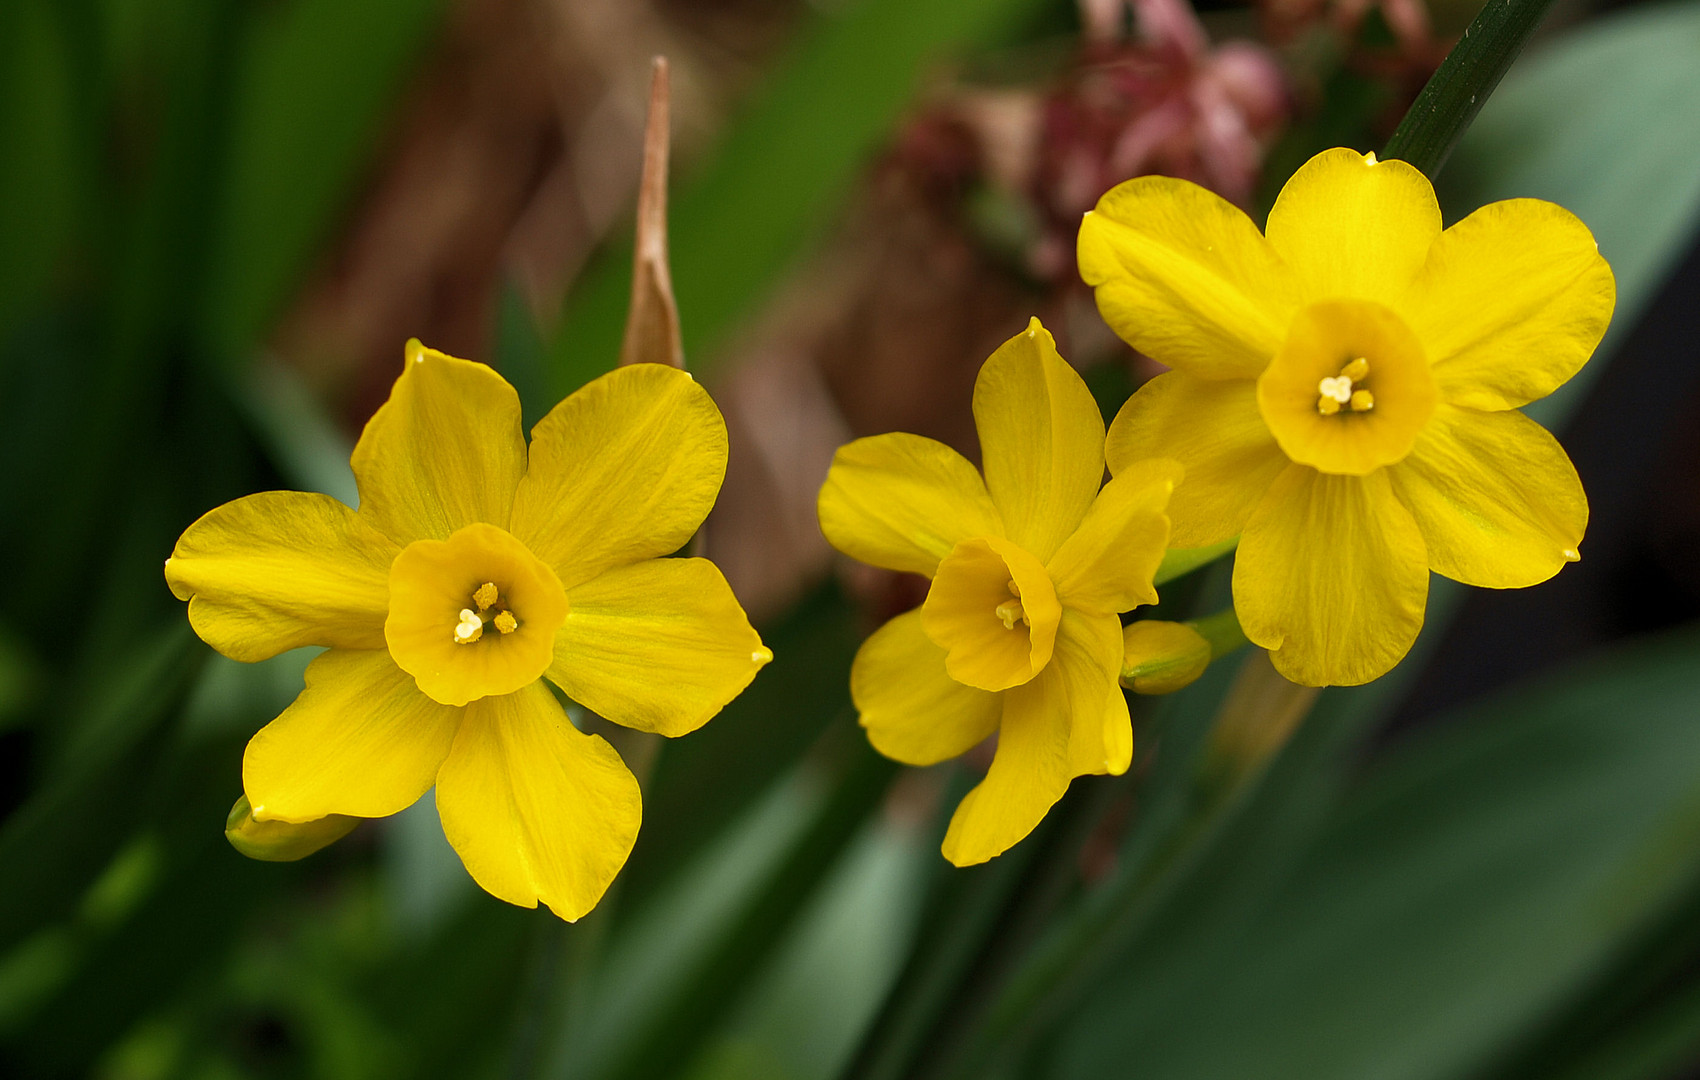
[1382,0,1560,178]
[839,765,1132,1080]
[1189,607,1249,661]
[1153,538,1238,586]
[604,725,898,1080]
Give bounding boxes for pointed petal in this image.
[243,650,462,823]
[1105,371,1287,547]
[851,609,1000,766]
[510,363,726,591]
[940,610,1128,866]
[548,558,769,737]
[974,318,1104,562]
[1079,176,1299,379]
[436,681,642,921]
[167,491,399,662]
[1266,148,1440,305]
[818,433,1003,577]
[1047,459,1179,615]
[1405,199,1615,411]
[1389,405,1586,588]
[351,342,527,544]
[1234,465,1429,687]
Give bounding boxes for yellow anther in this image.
[995,599,1028,630]
[473,582,499,611]
[1317,395,1342,416]
[454,608,484,644]
[493,610,518,635]
[1318,375,1353,404]
[1340,357,1370,381]
[1349,389,1375,412]
[1006,579,1022,597]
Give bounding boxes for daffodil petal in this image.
[974,318,1104,561]
[351,342,527,544]
[166,491,399,662]
[940,678,1069,868]
[851,609,1000,766]
[1234,465,1429,687]
[818,433,1003,577]
[1060,610,1134,778]
[1105,372,1287,547]
[243,649,461,823]
[436,680,642,921]
[940,610,1128,866]
[548,558,768,738]
[1079,175,1298,379]
[1389,405,1586,588]
[510,363,726,591]
[1046,460,1179,615]
[1265,148,1440,305]
[1404,198,1615,411]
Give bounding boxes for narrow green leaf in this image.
[1050,627,1700,1080]
[1381,0,1559,178]
[199,0,448,360]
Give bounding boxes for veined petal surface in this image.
[1405,198,1616,411]
[1105,372,1287,547]
[1059,609,1134,779]
[243,649,461,823]
[1046,459,1179,615]
[436,681,642,922]
[548,558,769,738]
[167,491,398,662]
[1266,149,1440,305]
[1389,405,1586,588]
[511,363,727,590]
[973,318,1104,562]
[940,607,1129,866]
[1079,176,1298,379]
[818,433,1003,578]
[1234,465,1429,687]
[351,342,527,544]
[940,673,1070,868]
[851,609,1000,766]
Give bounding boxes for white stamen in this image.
[1318,375,1353,403]
[454,608,484,643]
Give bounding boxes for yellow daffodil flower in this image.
[1080,147,1614,687]
[819,319,1177,865]
[166,341,769,920]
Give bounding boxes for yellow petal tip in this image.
[1364,150,1379,165]
[752,646,773,666]
[1563,548,1580,563]
[404,337,426,364]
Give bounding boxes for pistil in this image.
[453,581,520,644]
[994,579,1028,630]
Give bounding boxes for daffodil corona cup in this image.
[1080,148,1614,687]
[165,341,770,920]
[818,319,1179,866]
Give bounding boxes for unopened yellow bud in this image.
[1120,620,1212,695]
[225,794,359,862]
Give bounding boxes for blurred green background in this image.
[4,0,1700,1078]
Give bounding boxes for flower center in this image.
[1316,357,1375,416]
[452,581,521,644]
[1258,299,1436,476]
[921,537,1060,692]
[385,522,569,706]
